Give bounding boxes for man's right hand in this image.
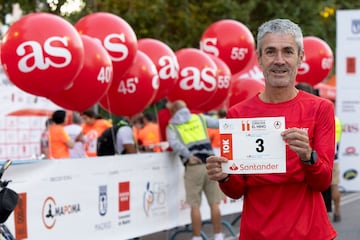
[206,156,229,181]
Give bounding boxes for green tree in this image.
[2,0,359,58]
[1,0,359,118]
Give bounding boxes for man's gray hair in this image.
[257,19,303,54]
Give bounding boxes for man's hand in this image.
[188,156,202,165]
[206,156,229,181]
[281,127,312,161]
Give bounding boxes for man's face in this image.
[257,33,304,88]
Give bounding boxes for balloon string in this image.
[153,98,167,124]
[104,94,114,124]
[103,94,119,152]
[154,102,159,123]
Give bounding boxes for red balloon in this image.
[200,19,255,75]
[75,12,137,80]
[99,50,159,117]
[235,50,264,82]
[227,77,265,108]
[197,54,232,112]
[50,35,113,112]
[296,36,334,86]
[1,13,84,97]
[167,48,218,111]
[138,38,179,104]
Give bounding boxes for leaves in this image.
[1,0,360,117]
[2,0,360,53]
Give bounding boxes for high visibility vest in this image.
[335,116,342,144]
[335,116,342,160]
[169,114,214,163]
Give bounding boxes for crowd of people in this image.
[39,109,169,160]
[38,18,343,240]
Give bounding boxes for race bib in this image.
[219,117,286,174]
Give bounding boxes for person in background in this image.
[157,104,172,142]
[166,100,224,240]
[40,118,54,159]
[206,19,336,239]
[81,109,111,157]
[48,110,74,159]
[295,82,316,94]
[295,82,332,213]
[296,82,343,222]
[137,112,161,152]
[64,112,87,158]
[115,117,138,154]
[131,113,144,148]
[332,114,342,222]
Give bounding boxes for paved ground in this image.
[138,191,360,240]
[332,192,360,240]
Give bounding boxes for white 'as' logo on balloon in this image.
[158,55,179,80]
[200,38,219,57]
[179,67,217,92]
[17,36,72,73]
[103,33,128,62]
[297,62,310,75]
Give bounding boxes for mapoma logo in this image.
[41,196,81,229]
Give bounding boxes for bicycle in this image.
[0,160,19,240]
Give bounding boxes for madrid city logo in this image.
[351,19,360,34]
[99,185,108,216]
[41,196,81,229]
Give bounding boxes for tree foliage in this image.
[0,1,337,48]
[0,0,359,117]
[1,0,360,54]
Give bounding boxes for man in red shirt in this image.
[206,19,337,240]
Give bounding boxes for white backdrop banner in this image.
[3,153,243,240]
[0,66,60,161]
[336,10,360,191]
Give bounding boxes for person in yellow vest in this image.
[332,116,342,222]
[166,100,224,240]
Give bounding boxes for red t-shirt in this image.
[157,108,171,142]
[220,91,337,240]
